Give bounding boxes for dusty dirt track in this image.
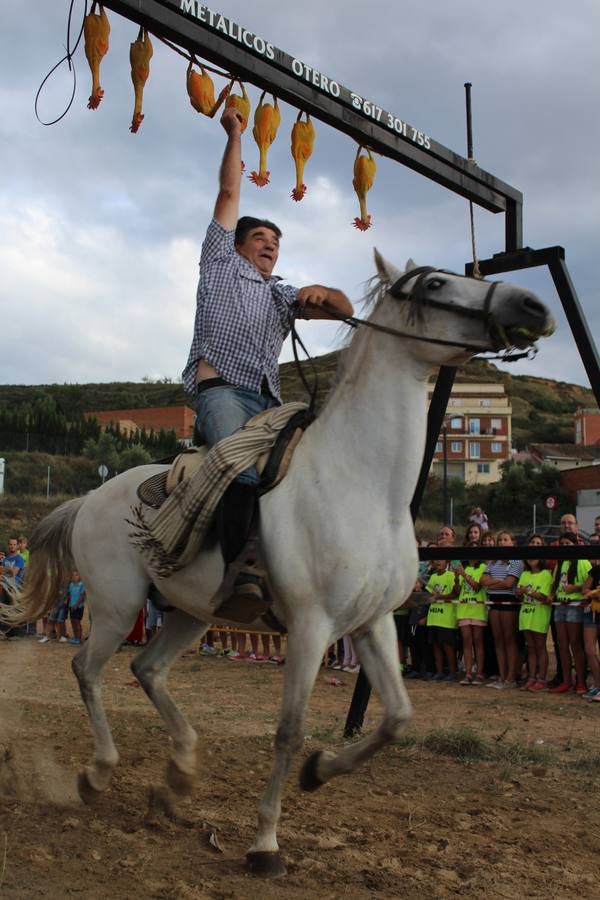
[0,637,599,899]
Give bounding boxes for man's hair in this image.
[235,216,282,245]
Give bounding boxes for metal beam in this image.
[102,0,523,248]
[467,246,600,407]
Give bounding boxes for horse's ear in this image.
[405,258,417,271]
[373,248,402,286]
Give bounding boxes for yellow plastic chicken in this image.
[224,81,251,132]
[129,27,153,133]
[352,146,376,230]
[84,2,110,111]
[290,112,315,201]
[249,92,281,187]
[187,64,232,118]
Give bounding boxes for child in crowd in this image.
[455,544,488,684]
[583,535,600,699]
[481,531,523,689]
[549,533,592,694]
[516,535,553,691]
[66,569,86,644]
[40,581,69,643]
[425,556,458,680]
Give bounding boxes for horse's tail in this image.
[0,496,85,626]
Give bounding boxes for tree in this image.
[82,433,120,472]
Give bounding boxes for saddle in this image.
[137,407,313,511]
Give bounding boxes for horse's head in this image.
[372,250,555,365]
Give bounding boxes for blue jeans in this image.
[195,384,276,485]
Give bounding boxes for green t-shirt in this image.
[518,569,553,634]
[456,563,488,622]
[554,559,592,601]
[426,570,457,629]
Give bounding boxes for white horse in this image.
[5,253,553,877]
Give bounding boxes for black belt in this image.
[196,376,274,398]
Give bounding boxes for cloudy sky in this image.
[2,0,599,392]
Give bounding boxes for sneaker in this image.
[488,681,507,690]
[59,636,69,643]
[460,674,473,685]
[520,678,537,691]
[548,682,573,694]
[442,673,456,682]
[200,644,217,656]
[248,653,267,662]
[503,681,517,689]
[591,692,600,702]
[529,679,548,692]
[472,674,486,685]
[68,638,81,645]
[405,670,422,680]
[575,683,588,695]
[38,635,50,643]
[432,673,446,681]
[582,686,600,699]
[227,651,245,661]
[342,665,360,674]
[268,655,282,664]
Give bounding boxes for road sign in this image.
[545,496,556,509]
[98,464,109,482]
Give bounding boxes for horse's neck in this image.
[303,333,431,511]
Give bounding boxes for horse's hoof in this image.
[166,759,195,798]
[299,750,325,792]
[146,784,175,823]
[77,770,102,805]
[246,851,287,878]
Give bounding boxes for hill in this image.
[1,355,594,450]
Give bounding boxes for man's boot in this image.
[213,481,267,620]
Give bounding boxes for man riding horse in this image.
[182,105,353,611]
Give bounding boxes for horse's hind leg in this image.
[130,608,209,818]
[72,605,142,800]
[298,612,412,791]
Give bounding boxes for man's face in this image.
[437,527,454,544]
[560,515,578,535]
[7,539,18,554]
[594,518,600,534]
[236,227,280,278]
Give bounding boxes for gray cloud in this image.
[1,0,598,389]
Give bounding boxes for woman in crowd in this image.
[516,535,553,691]
[549,533,592,694]
[481,530,523,689]
[464,522,483,545]
[455,543,487,684]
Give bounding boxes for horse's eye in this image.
[427,278,444,290]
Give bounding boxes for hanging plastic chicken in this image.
[84,2,110,110]
[224,81,251,132]
[249,91,281,186]
[186,63,232,118]
[290,111,315,201]
[352,146,376,230]
[129,27,153,133]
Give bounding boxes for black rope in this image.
[289,312,320,413]
[34,0,89,126]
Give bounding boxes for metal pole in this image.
[442,425,448,523]
[46,466,50,500]
[533,503,537,533]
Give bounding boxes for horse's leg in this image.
[298,611,412,790]
[247,622,328,878]
[131,609,209,819]
[72,602,142,801]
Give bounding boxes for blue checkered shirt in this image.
[182,219,299,401]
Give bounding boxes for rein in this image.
[289,266,537,412]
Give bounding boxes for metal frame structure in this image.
[99,0,600,732]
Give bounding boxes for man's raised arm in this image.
[213,107,244,231]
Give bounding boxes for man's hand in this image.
[220,106,244,136]
[296,285,353,320]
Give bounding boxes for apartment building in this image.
[85,405,196,444]
[428,383,511,484]
[575,407,600,447]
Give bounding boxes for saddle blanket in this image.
[128,401,309,578]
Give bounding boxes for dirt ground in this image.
[0,636,599,899]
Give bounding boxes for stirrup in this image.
[210,541,270,624]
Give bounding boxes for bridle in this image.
[290,265,538,411]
